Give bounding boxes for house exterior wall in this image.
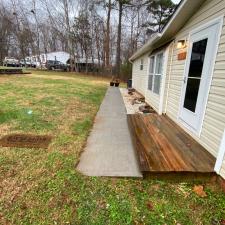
[165,0,225,179]
[162,43,174,114]
[145,84,161,113]
[132,0,225,179]
[132,52,164,114]
[132,53,149,95]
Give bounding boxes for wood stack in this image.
[128,88,135,95]
[139,104,155,114]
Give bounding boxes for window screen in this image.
[148,53,164,95]
[148,56,155,90]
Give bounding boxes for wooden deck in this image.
[128,114,216,173]
[0,68,23,74]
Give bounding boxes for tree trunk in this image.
[95,24,101,69]
[63,0,75,72]
[105,0,111,68]
[115,1,123,77]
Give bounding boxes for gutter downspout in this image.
[165,40,175,113]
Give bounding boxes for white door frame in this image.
[159,46,170,115]
[178,16,224,137]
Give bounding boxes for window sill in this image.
[146,89,160,97]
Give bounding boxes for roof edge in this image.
[129,0,200,62]
[129,33,161,62]
[160,0,187,36]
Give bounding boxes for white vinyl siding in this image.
[164,0,225,178]
[132,47,169,114]
[162,43,174,114]
[132,53,149,95]
[132,0,225,179]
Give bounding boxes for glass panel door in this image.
[183,38,208,112]
[179,21,221,133]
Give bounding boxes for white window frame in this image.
[148,55,155,91]
[148,51,164,95]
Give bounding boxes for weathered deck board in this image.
[0,68,23,74]
[128,114,216,173]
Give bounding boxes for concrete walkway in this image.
[77,87,142,178]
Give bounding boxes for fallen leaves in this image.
[97,199,107,209]
[173,183,191,198]
[211,218,225,225]
[146,201,154,211]
[193,185,207,198]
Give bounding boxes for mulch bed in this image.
[0,134,52,149]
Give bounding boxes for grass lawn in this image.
[0,71,224,225]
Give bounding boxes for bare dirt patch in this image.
[0,124,11,135]
[28,74,78,81]
[0,76,11,85]
[0,134,52,149]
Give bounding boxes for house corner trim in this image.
[214,130,225,174]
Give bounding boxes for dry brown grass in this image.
[0,71,224,225]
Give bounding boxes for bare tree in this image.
[0,4,13,63]
[0,0,171,78]
[115,0,132,77]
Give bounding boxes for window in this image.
[148,52,164,95]
[148,56,155,90]
[183,38,208,112]
[140,59,144,70]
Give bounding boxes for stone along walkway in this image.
[77,87,142,177]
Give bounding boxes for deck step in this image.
[127,114,216,173]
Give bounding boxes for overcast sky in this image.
[172,0,181,4]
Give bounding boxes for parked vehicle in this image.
[20,59,36,68]
[3,57,20,67]
[46,60,68,71]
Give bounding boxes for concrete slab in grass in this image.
[77,87,142,178]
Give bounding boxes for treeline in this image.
[0,0,176,79]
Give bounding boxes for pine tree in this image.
[145,0,176,33]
